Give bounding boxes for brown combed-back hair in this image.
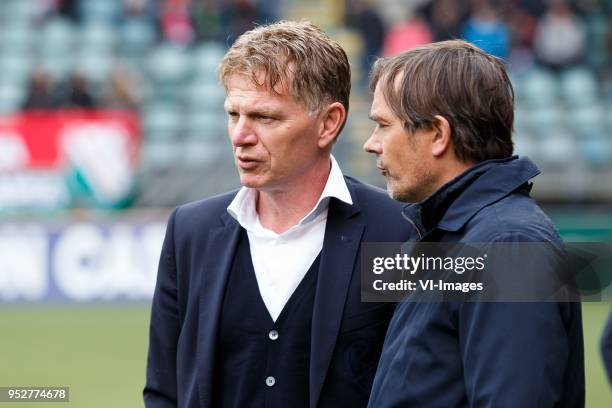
[218,20,351,119]
[370,40,514,163]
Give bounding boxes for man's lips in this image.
[376,164,387,175]
[236,156,261,170]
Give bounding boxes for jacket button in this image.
[268,330,279,341]
[265,376,276,387]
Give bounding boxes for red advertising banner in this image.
[0,110,141,210]
[0,110,140,168]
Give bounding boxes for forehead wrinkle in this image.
[226,71,318,119]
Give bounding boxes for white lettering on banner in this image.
[0,225,48,301]
[53,222,165,301]
[0,172,69,209]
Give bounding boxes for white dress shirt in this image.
[227,155,353,321]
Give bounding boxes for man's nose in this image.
[230,117,257,147]
[363,133,381,154]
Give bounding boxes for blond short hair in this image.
[218,20,350,116]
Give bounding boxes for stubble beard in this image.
[386,169,436,204]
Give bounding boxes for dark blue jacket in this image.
[369,156,585,407]
[144,176,415,408]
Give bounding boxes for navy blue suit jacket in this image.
[144,176,414,407]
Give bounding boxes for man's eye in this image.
[227,112,239,120]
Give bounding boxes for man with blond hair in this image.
[144,21,413,408]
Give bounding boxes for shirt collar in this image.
[227,155,353,234]
[401,155,539,236]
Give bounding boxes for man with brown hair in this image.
[364,40,584,406]
[144,21,413,407]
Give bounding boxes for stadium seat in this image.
[579,134,612,167]
[40,55,75,81]
[140,140,184,171]
[585,14,609,69]
[75,51,114,84]
[181,138,223,168]
[192,42,227,80]
[521,68,558,108]
[79,0,121,23]
[0,22,34,54]
[119,18,157,58]
[39,18,76,57]
[0,82,25,113]
[1,0,43,22]
[0,52,33,85]
[508,72,524,103]
[524,105,564,137]
[513,132,538,160]
[185,80,226,111]
[146,43,193,86]
[184,111,227,141]
[605,104,612,130]
[513,106,530,136]
[559,68,599,107]
[143,104,184,140]
[537,130,575,167]
[568,104,605,138]
[80,21,117,53]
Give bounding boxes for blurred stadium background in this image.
[0,0,610,406]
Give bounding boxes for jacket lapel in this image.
[310,190,364,408]
[197,213,241,407]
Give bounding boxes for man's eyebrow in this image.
[248,108,278,117]
[224,105,280,117]
[369,113,385,122]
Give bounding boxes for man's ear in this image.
[318,102,346,149]
[431,115,451,157]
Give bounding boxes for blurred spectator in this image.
[379,0,430,27]
[103,65,144,110]
[518,0,548,18]
[221,0,270,46]
[34,0,61,23]
[425,0,467,41]
[574,0,611,73]
[462,0,510,59]
[123,0,155,18]
[346,0,386,86]
[58,0,79,22]
[22,70,62,110]
[382,9,432,56]
[191,0,223,42]
[533,0,587,71]
[125,0,148,14]
[504,1,538,47]
[506,2,538,71]
[255,0,282,22]
[64,73,97,109]
[160,0,196,44]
